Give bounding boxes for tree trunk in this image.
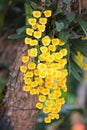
[3,43,39,130]
[81,0,87,9]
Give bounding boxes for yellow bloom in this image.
[35,77,44,85]
[46,68,53,75]
[42,36,51,46]
[52,71,58,77]
[28,18,37,25]
[83,64,87,70]
[32,23,38,30]
[50,63,60,70]
[28,48,37,57]
[56,70,62,77]
[58,59,67,68]
[40,46,48,53]
[37,63,47,70]
[82,36,87,40]
[30,39,38,46]
[45,82,51,88]
[59,80,66,86]
[23,85,31,92]
[54,63,61,69]
[39,71,47,78]
[26,28,33,36]
[59,40,65,46]
[48,113,55,120]
[54,114,59,119]
[37,86,44,93]
[45,100,54,106]
[60,98,65,104]
[25,37,32,44]
[49,93,56,99]
[52,38,60,45]
[39,54,46,61]
[24,78,31,85]
[85,75,87,81]
[75,51,83,67]
[43,107,50,113]
[62,86,67,92]
[39,18,47,25]
[31,81,38,88]
[50,108,56,113]
[24,71,33,77]
[36,102,43,109]
[22,56,29,63]
[33,31,42,39]
[39,95,46,102]
[44,117,51,123]
[34,69,39,76]
[60,48,67,56]
[33,11,41,18]
[20,65,27,73]
[39,52,50,61]
[45,76,52,83]
[62,69,68,77]
[48,45,56,51]
[55,52,63,60]
[42,88,50,95]
[28,62,36,69]
[54,90,61,97]
[51,83,57,89]
[30,89,37,95]
[47,54,55,62]
[38,25,46,32]
[43,10,52,17]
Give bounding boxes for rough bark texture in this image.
[3,44,39,130]
[81,0,87,9]
[0,32,39,130]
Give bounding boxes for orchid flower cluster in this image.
[20,10,68,123]
[75,51,87,80]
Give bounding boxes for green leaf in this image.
[63,19,70,29]
[55,21,64,32]
[63,0,72,4]
[0,87,2,94]
[71,39,87,57]
[16,26,26,34]
[82,9,87,15]
[53,8,62,17]
[77,18,87,35]
[0,11,4,31]
[0,79,4,94]
[25,4,33,25]
[0,0,10,10]
[8,33,26,39]
[70,59,82,73]
[30,1,38,9]
[59,31,70,42]
[70,66,82,82]
[66,12,75,22]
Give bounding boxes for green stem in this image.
[24,3,33,25]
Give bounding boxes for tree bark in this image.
[81,0,87,9]
[4,44,39,130]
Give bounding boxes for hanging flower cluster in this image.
[75,51,87,70]
[20,10,68,123]
[75,51,87,81]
